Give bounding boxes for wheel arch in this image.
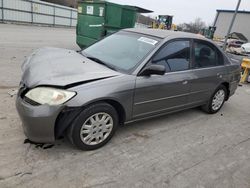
[101,99,126,125]
[82,98,126,125]
[54,98,126,139]
[220,82,230,100]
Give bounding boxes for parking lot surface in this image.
[0,24,250,188]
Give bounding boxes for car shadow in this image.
[118,107,204,134]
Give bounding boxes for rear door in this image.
[188,39,228,104]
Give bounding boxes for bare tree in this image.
[178,18,206,33]
[177,23,187,31]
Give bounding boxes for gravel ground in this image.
[0,23,250,188]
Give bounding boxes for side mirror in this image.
[140,64,166,76]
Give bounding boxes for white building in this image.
[213,9,250,41]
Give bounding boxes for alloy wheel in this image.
[211,89,225,111]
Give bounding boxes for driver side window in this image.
[152,40,190,72]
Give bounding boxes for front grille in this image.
[18,84,29,98]
[23,96,41,106]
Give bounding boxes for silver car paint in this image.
[16,97,63,142]
[66,74,136,121]
[16,29,241,143]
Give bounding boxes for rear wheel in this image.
[202,85,227,114]
[68,103,118,150]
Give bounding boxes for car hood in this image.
[21,47,121,88]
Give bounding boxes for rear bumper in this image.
[16,96,63,143]
[229,80,239,97]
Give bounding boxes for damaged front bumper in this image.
[16,95,64,143]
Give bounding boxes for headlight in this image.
[25,87,76,105]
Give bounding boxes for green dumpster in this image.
[76,0,137,48]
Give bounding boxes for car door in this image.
[188,39,228,104]
[133,39,193,118]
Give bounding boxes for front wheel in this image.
[68,103,118,150]
[202,85,227,114]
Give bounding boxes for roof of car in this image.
[124,28,206,40]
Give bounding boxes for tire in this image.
[68,102,118,150]
[202,85,227,114]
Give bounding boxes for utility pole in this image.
[223,0,242,50]
[75,0,78,8]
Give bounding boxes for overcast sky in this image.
[109,0,250,25]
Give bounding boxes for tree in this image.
[178,18,206,34]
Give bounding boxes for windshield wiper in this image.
[86,56,117,71]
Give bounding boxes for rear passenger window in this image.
[194,41,223,68]
[152,40,190,72]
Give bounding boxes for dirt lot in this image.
[0,24,250,188]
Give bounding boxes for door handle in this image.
[217,73,222,78]
[182,80,188,85]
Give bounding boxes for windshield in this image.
[82,32,159,72]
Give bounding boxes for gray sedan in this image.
[16,29,241,150]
